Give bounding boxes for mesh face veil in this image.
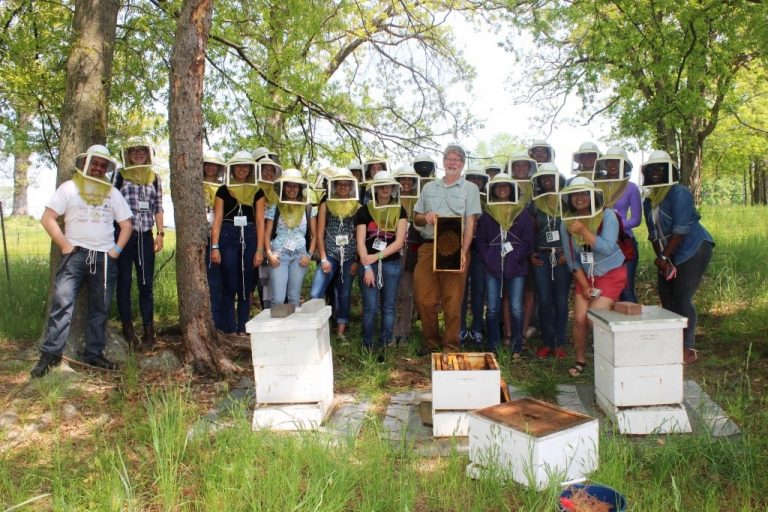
[527,140,555,163]
[74,145,117,206]
[485,175,525,231]
[593,146,632,208]
[394,164,420,219]
[366,171,402,231]
[506,151,538,203]
[560,177,605,220]
[226,151,259,206]
[363,157,388,183]
[572,141,602,179]
[642,150,679,207]
[203,151,226,208]
[326,168,360,219]
[532,163,565,217]
[120,143,157,185]
[274,168,310,228]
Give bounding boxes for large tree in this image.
[507,0,768,202]
[169,0,238,375]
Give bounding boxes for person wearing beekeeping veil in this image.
[203,151,226,331]
[475,174,534,357]
[641,150,713,365]
[572,141,602,179]
[31,145,133,378]
[210,150,265,337]
[559,177,627,377]
[265,169,315,306]
[355,171,407,361]
[593,146,642,302]
[113,142,164,348]
[391,164,421,345]
[529,163,571,360]
[309,167,360,339]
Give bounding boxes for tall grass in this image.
[2,207,768,510]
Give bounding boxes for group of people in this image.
[31,138,714,378]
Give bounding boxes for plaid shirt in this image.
[117,177,163,232]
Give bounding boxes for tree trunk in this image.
[45,0,119,354]
[678,130,704,204]
[11,109,32,217]
[169,0,238,376]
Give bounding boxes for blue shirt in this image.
[560,210,625,277]
[643,184,713,266]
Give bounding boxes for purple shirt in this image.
[612,182,641,238]
[475,211,534,279]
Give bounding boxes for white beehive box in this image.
[595,389,691,434]
[589,306,687,408]
[468,398,599,489]
[590,306,687,366]
[246,303,332,366]
[432,411,471,437]
[255,349,333,404]
[431,353,500,410]
[594,353,683,407]
[252,387,335,431]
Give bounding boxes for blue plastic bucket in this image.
[557,483,627,512]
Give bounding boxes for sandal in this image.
[568,361,587,377]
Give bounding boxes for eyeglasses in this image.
[444,157,463,164]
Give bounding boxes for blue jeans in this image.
[206,239,225,331]
[461,247,486,334]
[658,241,713,349]
[359,260,401,349]
[219,223,257,333]
[532,252,572,349]
[41,249,117,361]
[310,256,355,324]
[269,248,308,306]
[485,274,525,352]
[116,229,155,326]
[620,237,639,303]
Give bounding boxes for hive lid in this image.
[472,398,594,437]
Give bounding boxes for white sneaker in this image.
[525,326,538,339]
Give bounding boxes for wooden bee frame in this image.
[433,215,463,272]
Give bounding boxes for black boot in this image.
[30,352,62,379]
[122,322,140,348]
[143,324,156,347]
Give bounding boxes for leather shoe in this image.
[122,322,140,348]
[30,352,62,379]
[84,355,118,371]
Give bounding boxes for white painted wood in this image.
[252,393,334,431]
[593,324,683,366]
[594,352,683,406]
[468,403,599,489]
[247,305,332,365]
[431,353,500,410]
[432,411,470,437]
[255,349,334,404]
[595,389,692,434]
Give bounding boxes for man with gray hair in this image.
[412,144,482,354]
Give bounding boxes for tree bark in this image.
[11,109,32,217]
[45,0,119,352]
[169,0,238,376]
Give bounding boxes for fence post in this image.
[0,201,10,285]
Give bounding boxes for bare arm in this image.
[153,212,164,252]
[210,197,224,264]
[40,208,73,254]
[254,196,266,266]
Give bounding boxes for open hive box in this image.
[431,353,501,437]
[468,398,598,489]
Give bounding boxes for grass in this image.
[1,206,768,510]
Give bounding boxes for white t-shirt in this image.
[45,180,133,252]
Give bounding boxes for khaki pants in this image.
[413,243,468,352]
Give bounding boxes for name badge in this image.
[372,239,387,251]
[234,215,247,227]
[580,252,594,264]
[546,230,560,243]
[283,238,298,252]
[335,235,349,247]
[501,241,513,256]
[138,200,150,212]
